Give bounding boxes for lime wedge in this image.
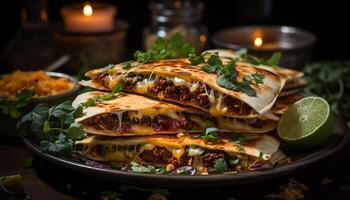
[277,96,333,149]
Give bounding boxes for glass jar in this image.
[143,0,208,52]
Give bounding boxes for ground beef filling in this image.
[201,152,226,168]
[139,147,189,166]
[87,113,191,132]
[224,97,251,115]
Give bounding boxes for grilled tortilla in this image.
[72,91,278,136]
[80,58,285,118]
[76,132,280,173]
[206,49,306,92]
[271,94,303,115]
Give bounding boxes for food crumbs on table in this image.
[265,179,308,200]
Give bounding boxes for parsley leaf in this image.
[188,53,205,65]
[17,101,86,156]
[122,61,135,69]
[206,53,222,66]
[129,162,156,174]
[211,158,228,173]
[217,75,238,90]
[199,127,219,141]
[156,167,168,174]
[133,33,195,63]
[202,65,222,73]
[252,73,265,84]
[239,50,282,67]
[134,51,152,64]
[0,90,35,119]
[303,61,350,121]
[240,82,257,97]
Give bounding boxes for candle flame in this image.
[254,37,263,47]
[83,4,93,16]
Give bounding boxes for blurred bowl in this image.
[0,72,81,141]
[31,72,81,105]
[212,25,317,68]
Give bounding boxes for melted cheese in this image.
[116,112,123,131]
[209,93,227,116]
[189,81,200,92]
[135,79,154,94]
[108,75,121,89]
[130,125,154,134]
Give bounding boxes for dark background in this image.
[0,0,348,69]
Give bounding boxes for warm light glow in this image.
[254,37,263,47]
[200,34,207,43]
[83,4,93,16]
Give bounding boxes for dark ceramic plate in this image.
[24,115,349,187]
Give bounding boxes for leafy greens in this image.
[17,101,86,156]
[303,61,350,120]
[134,33,195,64]
[0,90,35,118]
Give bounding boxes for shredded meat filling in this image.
[139,147,189,166]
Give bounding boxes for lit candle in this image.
[254,37,263,48]
[60,2,117,33]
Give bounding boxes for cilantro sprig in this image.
[17,101,86,156]
[189,52,265,97]
[134,33,195,64]
[0,90,35,118]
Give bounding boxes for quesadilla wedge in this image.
[72,91,278,136]
[80,58,285,119]
[76,132,280,174]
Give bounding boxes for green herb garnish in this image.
[122,61,135,69]
[156,167,168,174]
[211,158,228,173]
[134,33,195,63]
[303,61,350,121]
[0,90,35,118]
[199,127,219,141]
[189,52,265,97]
[17,101,86,156]
[228,156,240,166]
[238,49,282,67]
[188,53,205,65]
[129,161,156,174]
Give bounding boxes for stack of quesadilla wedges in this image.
[74,49,302,174]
